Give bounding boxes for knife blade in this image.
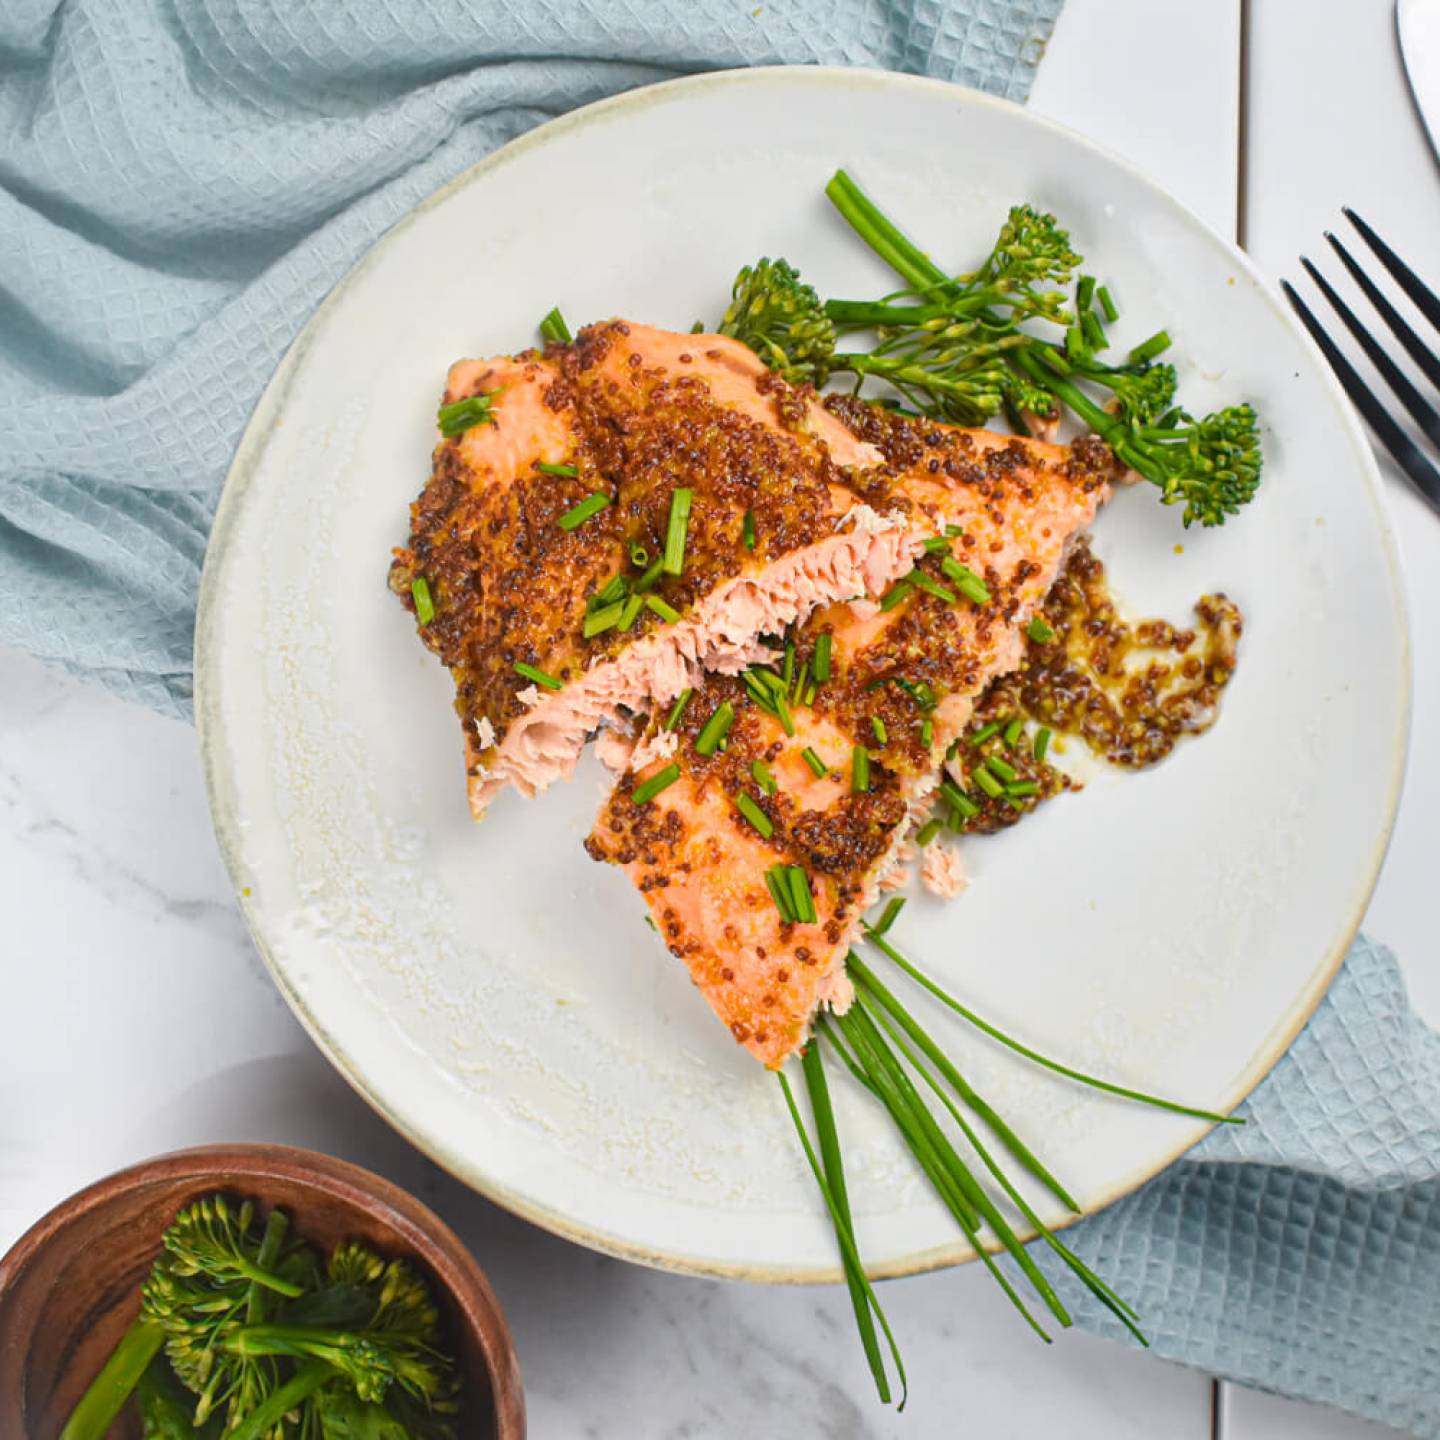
[1399,0,1440,163]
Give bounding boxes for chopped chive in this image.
[735,791,774,838]
[663,488,693,575]
[879,580,912,612]
[646,594,681,624]
[765,865,795,921]
[633,556,664,593]
[969,721,1002,747]
[539,307,572,345]
[538,308,573,345]
[644,915,657,931]
[1077,275,1096,312]
[939,557,991,605]
[908,570,957,604]
[901,677,938,712]
[631,762,680,806]
[787,867,817,924]
[915,817,943,846]
[1082,309,1107,351]
[803,680,818,707]
[1097,284,1119,323]
[1027,616,1055,643]
[946,737,962,760]
[1129,329,1172,365]
[813,632,832,683]
[437,389,501,438]
[595,574,627,605]
[791,659,810,706]
[695,701,735,756]
[851,744,871,793]
[514,661,562,691]
[1006,781,1040,798]
[743,508,757,550]
[537,461,579,478]
[974,767,1003,799]
[944,523,963,538]
[752,759,778,796]
[801,746,829,778]
[665,689,694,730]
[1034,727,1053,763]
[1038,343,1072,376]
[871,716,888,744]
[628,538,649,567]
[774,689,796,737]
[558,491,611,531]
[986,755,1018,784]
[939,780,979,819]
[583,601,624,637]
[869,896,906,937]
[617,592,645,632]
[783,642,796,690]
[1002,717,1024,749]
[410,576,435,625]
[920,718,934,748]
[921,535,951,554]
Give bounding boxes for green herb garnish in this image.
[735,791,774,838]
[583,601,624,637]
[646,594,681,624]
[743,508,757,550]
[514,661,562,690]
[663,488,693,576]
[632,763,681,805]
[939,557,991,605]
[871,716,888,744]
[802,746,829,778]
[410,576,435,626]
[665,689,694,731]
[869,896,906,937]
[851,744,871,793]
[1027,616,1055,643]
[814,632,832,682]
[537,461,579,477]
[437,389,500,437]
[1034,726,1053,763]
[539,306,573,344]
[695,701,735,756]
[752,759,778,795]
[558,491,611,531]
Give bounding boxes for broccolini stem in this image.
[246,1207,290,1325]
[825,169,949,293]
[225,1361,332,1440]
[58,1320,166,1440]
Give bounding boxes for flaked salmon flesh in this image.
[587,405,1119,1068]
[390,321,928,818]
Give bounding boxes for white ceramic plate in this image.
[196,68,1409,1281]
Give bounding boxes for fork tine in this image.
[1326,231,1440,392]
[1282,280,1440,514]
[1301,256,1440,448]
[1344,208,1440,334]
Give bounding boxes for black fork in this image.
[1283,210,1440,516]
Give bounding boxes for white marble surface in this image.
[2,1,1436,1436]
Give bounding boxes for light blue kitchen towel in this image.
[5,6,1437,1437]
[0,0,1061,715]
[1061,934,1440,1438]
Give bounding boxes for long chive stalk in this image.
[799,1044,898,1404]
[856,983,1147,1346]
[841,1002,1071,1330]
[778,1070,907,1407]
[847,952,1079,1213]
[822,1014,1053,1341]
[863,931,1241,1125]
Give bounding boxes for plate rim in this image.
[195,64,1413,1283]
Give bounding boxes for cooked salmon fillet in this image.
[586,408,1120,1068]
[390,322,926,818]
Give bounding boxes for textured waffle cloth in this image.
[4,6,1435,1435]
[0,0,1060,714]
[1061,935,1440,1437]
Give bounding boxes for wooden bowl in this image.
[0,1144,525,1438]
